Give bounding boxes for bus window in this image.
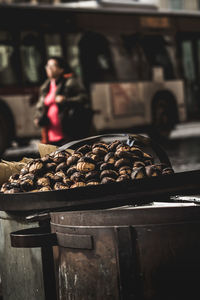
[121,34,151,81]
[0,31,18,85]
[181,40,195,81]
[45,33,63,58]
[78,31,116,90]
[141,35,175,80]
[20,32,42,84]
[66,33,82,78]
[107,34,136,81]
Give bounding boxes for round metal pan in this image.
[0,170,200,212]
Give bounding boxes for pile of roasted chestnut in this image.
[1,140,174,193]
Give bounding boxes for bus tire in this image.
[150,91,178,141]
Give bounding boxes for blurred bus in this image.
[0,1,198,153]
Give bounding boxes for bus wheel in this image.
[0,113,10,156]
[151,97,177,141]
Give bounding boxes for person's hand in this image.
[55,95,66,103]
[34,119,39,127]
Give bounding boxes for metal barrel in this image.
[0,211,56,300]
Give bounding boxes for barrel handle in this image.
[56,232,93,250]
[10,227,93,250]
[10,226,57,248]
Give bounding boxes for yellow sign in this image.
[140,17,170,28]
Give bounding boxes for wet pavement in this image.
[2,121,200,173]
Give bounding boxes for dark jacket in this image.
[35,75,92,139]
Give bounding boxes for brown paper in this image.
[0,158,32,187]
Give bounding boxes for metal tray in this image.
[0,169,200,212]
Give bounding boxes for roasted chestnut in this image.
[114,158,132,169]
[143,152,154,164]
[92,144,108,157]
[133,161,145,168]
[85,171,100,182]
[8,173,20,182]
[55,162,68,173]
[77,157,96,173]
[119,166,132,176]
[131,167,146,180]
[100,163,115,171]
[70,182,86,188]
[39,186,52,192]
[66,166,77,177]
[104,152,115,164]
[29,160,44,174]
[108,140,121,152]
[101,177,116,184]
[86,181,100,186]
[70,171,85,182]
[45,162,57,172]
[54,182,69,190]
[4,188,21,194]
[145,165,161,177]
[20,178,35,192]
[130,147,143,158]
[116,174,131,182]
[162,167,174,175]
[85,152,102,162]
[100,169,118,179]
[67,153,82,167]
[75,144,91,155]
[37,177,51,188]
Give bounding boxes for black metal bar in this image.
[10,226,57,248]
[114,226,142,300]
[41,245,58,300]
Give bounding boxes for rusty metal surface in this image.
[52,226,120,300]
[50,205,200,300]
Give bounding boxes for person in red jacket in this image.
[34,56,91,146]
